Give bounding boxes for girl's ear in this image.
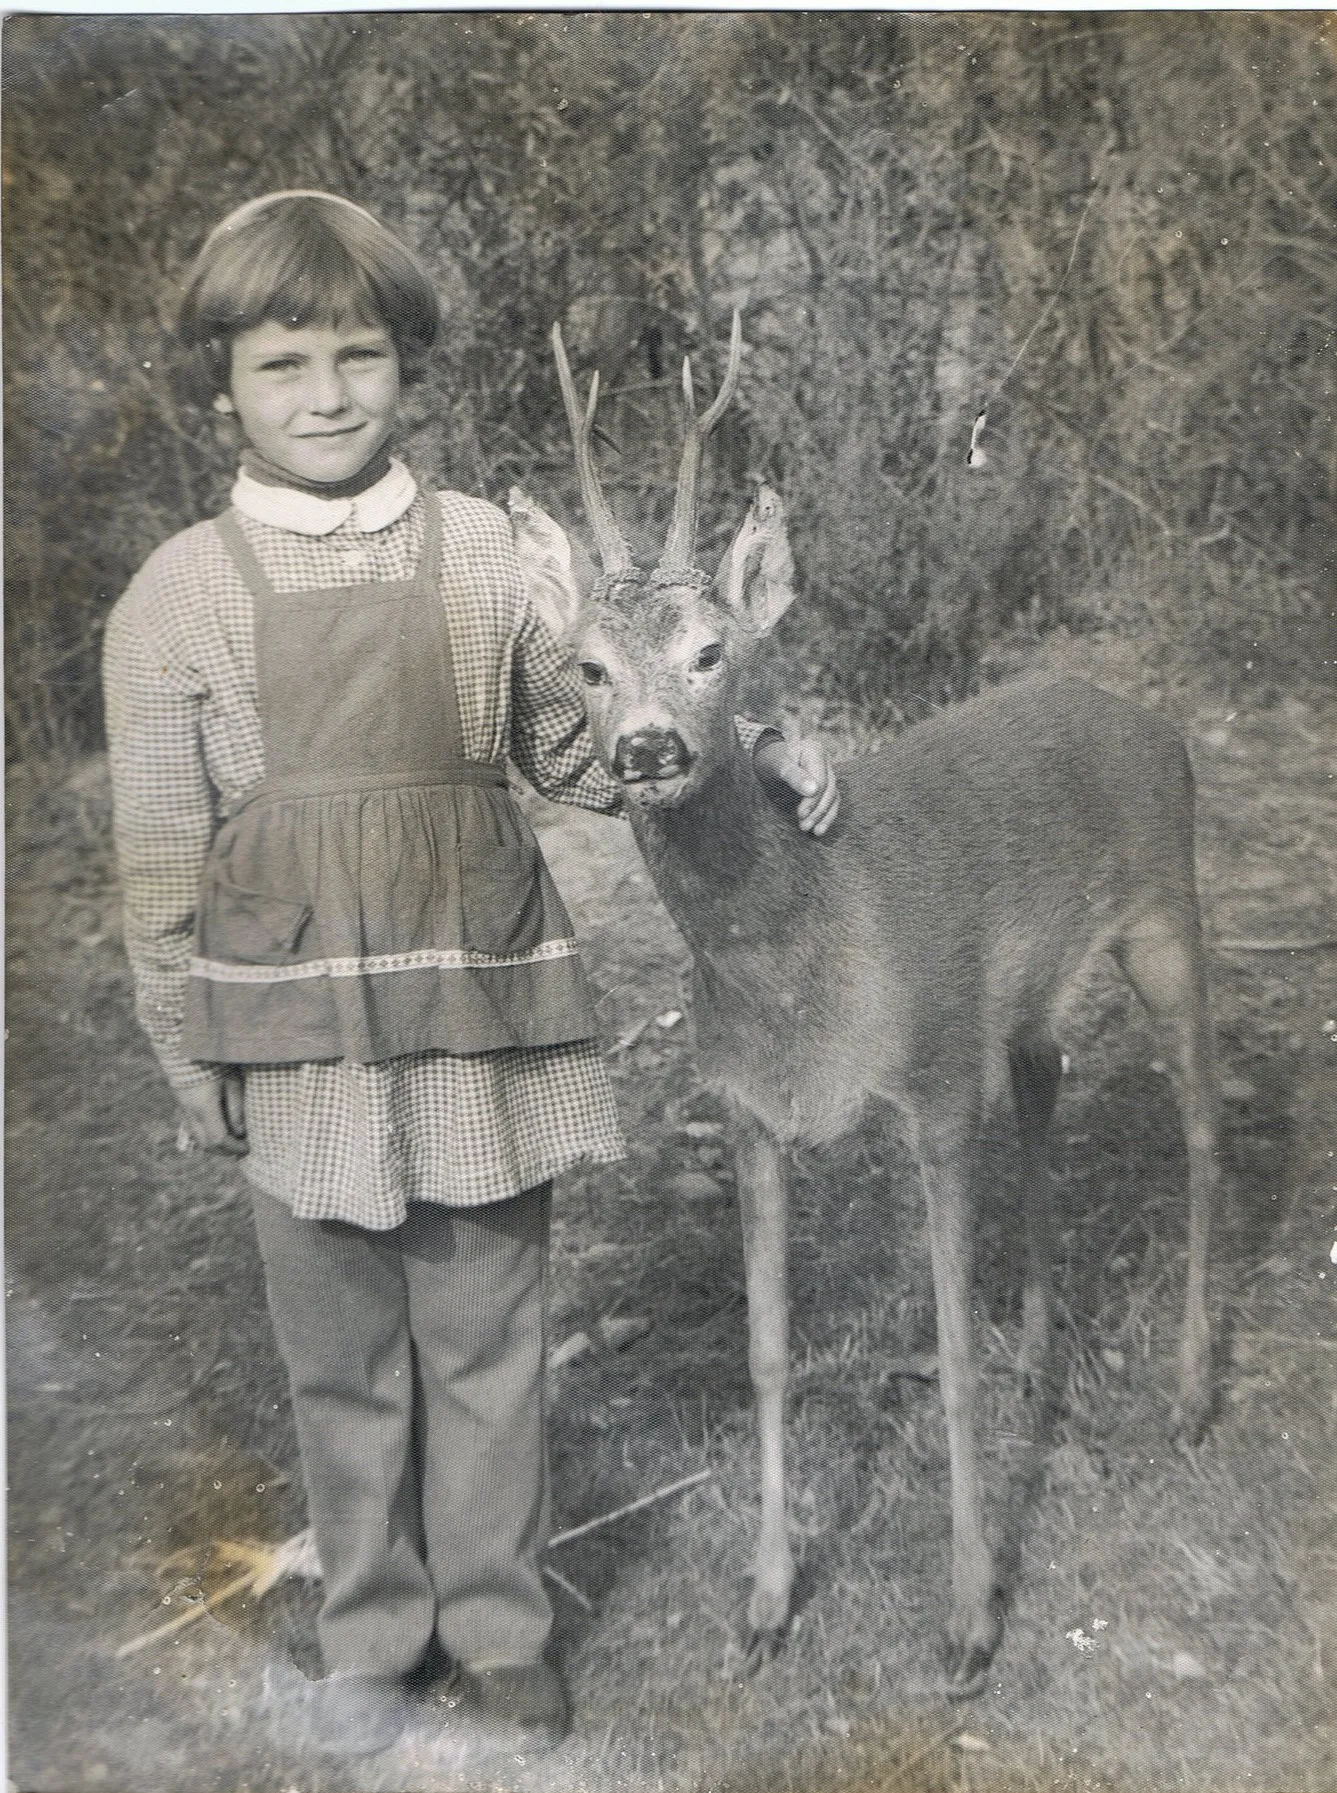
[212,393,236,415]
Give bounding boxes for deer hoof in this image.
[746,1580,792,1638]
[1170,1388,1211,1448]
[742,1624,788,1675]
[942,1608,1003,1700]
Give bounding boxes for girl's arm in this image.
[507,601,625,813]
[103,599,223,1096]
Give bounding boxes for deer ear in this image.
[714,485,796,636]
[509,487,583,641]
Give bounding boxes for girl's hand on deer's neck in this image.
[216,320,401,490]
[754,734,840,836]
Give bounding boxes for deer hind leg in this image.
[732,1113,795,1660]
[1114,914,1219,1442]
[914,1110,1003,1695]
[1007,1039,1064,1395]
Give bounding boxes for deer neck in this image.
[624,740,825,961]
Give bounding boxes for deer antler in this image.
[658,310,743,577]
[551,323,634,579]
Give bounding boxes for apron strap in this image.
[214,506,279,603]
[412,488,467,762]
[417,484,443,594]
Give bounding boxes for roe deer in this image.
[511,316,1218,1695]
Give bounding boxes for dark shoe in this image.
[308,1672,409,1757]
[453,1660,571,1755]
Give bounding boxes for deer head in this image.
[510,315,797,808]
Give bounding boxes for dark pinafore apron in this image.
[182,494,599,1065]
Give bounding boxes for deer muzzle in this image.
[612,726,695,792]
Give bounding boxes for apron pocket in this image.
[199,873,314,965]
[458,845,546,958]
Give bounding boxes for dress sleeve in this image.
[734,716,781,756]
[507,602,625,814]
[103,595,220,1090]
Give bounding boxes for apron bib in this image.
[182,495,599,1065]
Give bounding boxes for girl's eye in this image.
[578,661,610,688]
[693,643,724,672]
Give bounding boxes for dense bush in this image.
[4,12,1334,762]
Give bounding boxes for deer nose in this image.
[612,727,693,784]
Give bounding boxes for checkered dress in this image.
[105,477,630,1225]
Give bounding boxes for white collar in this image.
[230,458,419,536]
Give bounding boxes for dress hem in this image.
[239,1140,627,1227]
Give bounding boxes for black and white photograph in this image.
[4,10,1335,1790]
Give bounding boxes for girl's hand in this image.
[175,1073,248,1156]
[754,735,840,836]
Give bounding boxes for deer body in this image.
[633,676,1199,1149]
[515,320,1217,1696]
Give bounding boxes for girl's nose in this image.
[305,361,351,416]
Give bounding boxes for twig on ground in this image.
[543,1564,594,1612]
[1233,1330,1337,1351]
[1214,936,1337,954]
[884,1722,971,1790]
[115,1532,320,1659]
[549,1469,714,1549]
[115,1562,257,1659]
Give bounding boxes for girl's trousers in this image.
[249,1182,552,1678]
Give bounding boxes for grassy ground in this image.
[7,637,1335,1793]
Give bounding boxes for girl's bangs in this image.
[229,235,392,336]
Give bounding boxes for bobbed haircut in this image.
[177,191,441,399]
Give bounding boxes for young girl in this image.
[104,191,837,1760]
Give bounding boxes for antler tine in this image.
[696,308,744,435]
[659,310,744,575]
[551,322,633,577]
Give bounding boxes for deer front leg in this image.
[732,1112,794,1661]
[916,1117,1003,1696]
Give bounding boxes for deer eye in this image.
[578,660,610,687]
[693,642,724,672]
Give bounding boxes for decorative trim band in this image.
[189,937,581,985]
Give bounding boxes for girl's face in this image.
[223,319,401,485]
